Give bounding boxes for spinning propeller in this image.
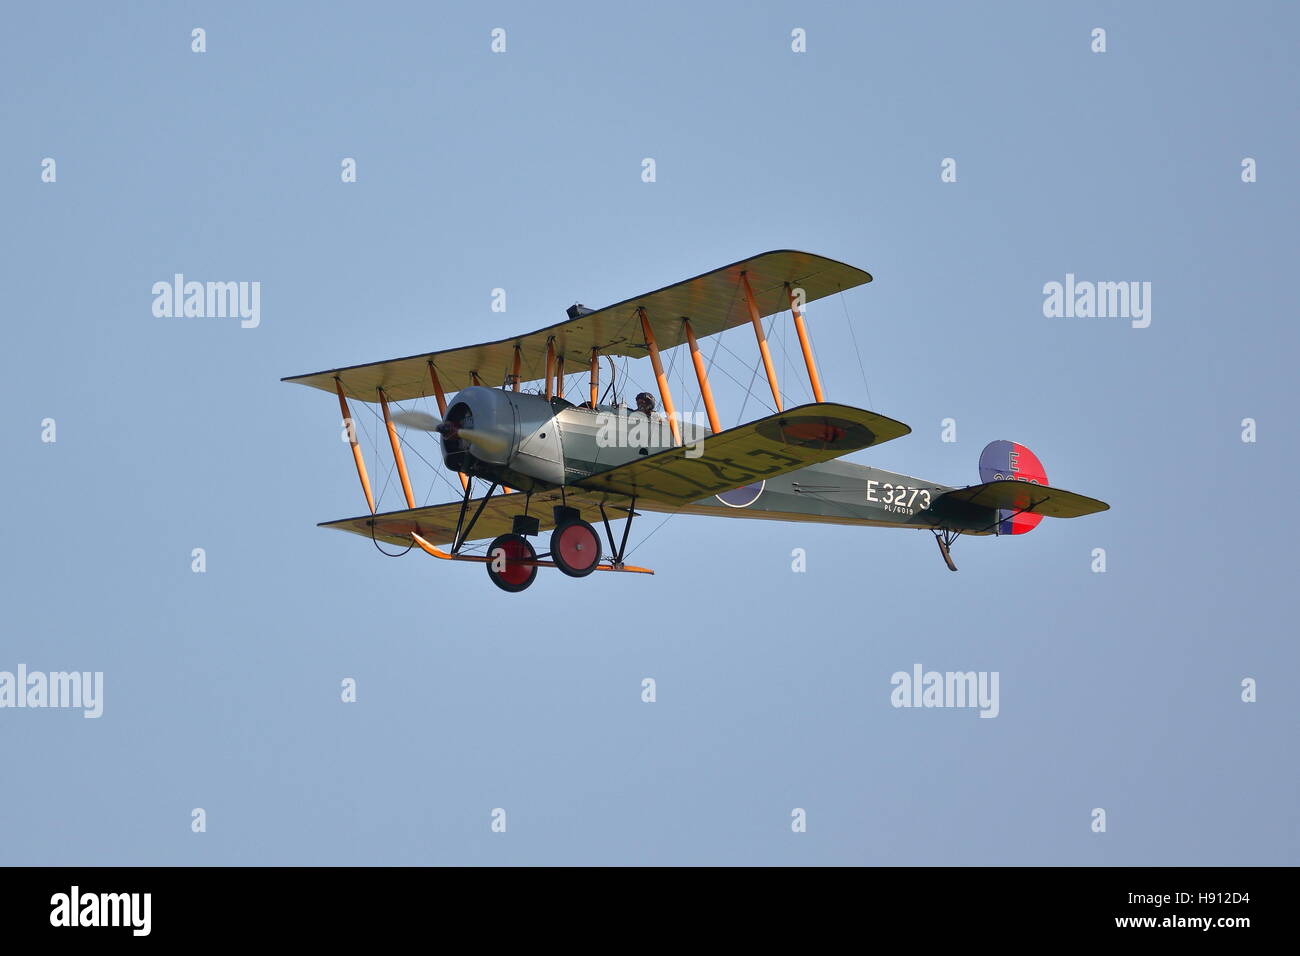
[390,410,509,456]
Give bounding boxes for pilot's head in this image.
[635,392,656,414]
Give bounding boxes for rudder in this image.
[978,440,1046,534]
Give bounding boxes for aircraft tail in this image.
[978,440,1048,535]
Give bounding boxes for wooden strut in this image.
[740,271,782,411]
[428,361,469,492]
[428,362,448,415]
[555,353,565,401]
[335,378,376,514]
[544,339,555,400]
[785,282,825,403]
[637,307,682,445]
[682,318,721,434]
[494,353,518,493]
[378,387,416,510]
[589,348,599,407]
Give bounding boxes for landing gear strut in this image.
[598,498,638,570]
[933,528,960,572]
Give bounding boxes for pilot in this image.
[634,392,657,416]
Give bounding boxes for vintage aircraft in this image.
[283,251,1108,591]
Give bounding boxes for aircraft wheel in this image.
[485,533,538,592]
[550,520,602,578]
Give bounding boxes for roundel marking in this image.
[754,415,873,450]
[716,480,765,508]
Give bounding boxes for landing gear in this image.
[444,493,650,592]
[933,528,960,572]
[485,533,539,592]
[551,519,601,577]
[597,498,637,570]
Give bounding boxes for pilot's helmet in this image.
[635,392,656,413]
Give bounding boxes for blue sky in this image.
[1,1,1296,865]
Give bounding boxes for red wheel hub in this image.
[551,520,601,577]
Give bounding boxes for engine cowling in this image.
[440,386,565,486]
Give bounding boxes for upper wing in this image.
[934,480,1109,520]
[572,402,910,505]
[282,250,871,401]
[320,488,641,549]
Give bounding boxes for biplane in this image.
[283,251,1108,591]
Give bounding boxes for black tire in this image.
[485,533,538,592]
[550,520,602,578]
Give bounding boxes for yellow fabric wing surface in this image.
[320,488,641,549]
[573,402,910,505]
[282,250,871,402]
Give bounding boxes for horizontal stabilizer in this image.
[936,480,1109,521]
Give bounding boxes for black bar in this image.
[0,866,1280,942]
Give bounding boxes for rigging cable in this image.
[838,282,873,410]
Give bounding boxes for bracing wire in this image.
[623,511,677,559]
[838,282,873,409]
[358,397,463,505]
